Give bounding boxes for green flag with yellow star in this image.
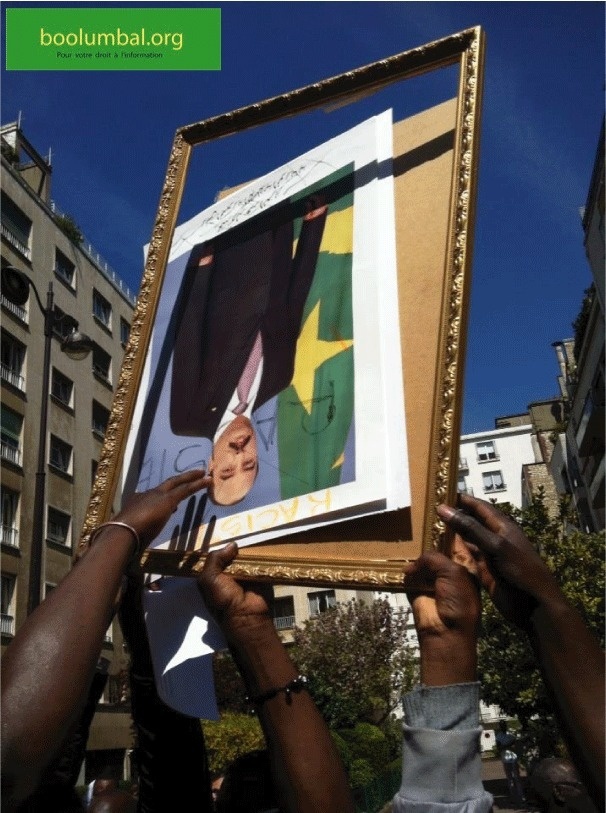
[277,168,355,499]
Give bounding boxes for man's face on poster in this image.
[209,415,259,505]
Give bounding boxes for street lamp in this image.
[1,265,94,615]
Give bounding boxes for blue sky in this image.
[2,2,604,434]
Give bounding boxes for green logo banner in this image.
[6,7,221,71]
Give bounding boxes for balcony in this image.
[459,457,469,472]
[1,294,27,322]
[1,222,31,260]
[1,614,15,636]
[1,362,25,392]
[273,615,295,631]
[1,441,21,466]
[0,525,19,548]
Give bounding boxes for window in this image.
[47,507,71,547]
[120,318,130,347]
[1,405,23,466]
[0,331,25,391]
[49,435,72,474]
[308,590,336,617]
[1,193,32,259]
[1,574,16,635]
[92,400,110,438]
[476,440,498,462]
[482,470,505,492]
[92,343,111,383]
[51,368,74,408]
[1,486,19,548]
[273,596,295,630]
[54,248,75,288]
[93,289,112,330]
[52,307,79,341]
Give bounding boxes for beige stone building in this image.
[1,121,136,780]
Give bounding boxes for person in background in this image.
[494,719,525,805]
[438,494,605,810]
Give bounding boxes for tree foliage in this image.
[201,712,264,775]
[478,493,605,766]
[291,597,418,730]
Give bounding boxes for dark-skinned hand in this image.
[437,493,562,629]
[405,552,480,685]
[114,469,211,550]
[197,543,273,644]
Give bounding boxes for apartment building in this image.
[1,121,136,780]
[459,414,536,509]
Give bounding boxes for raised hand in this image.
[196,543,273,643]
[437,494,561,629]
[405,552,480,686]
[116,469,211,550]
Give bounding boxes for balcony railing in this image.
[1,222,31,259]
[1,441,21,466]
[1,614,15,636]
[1,294,27,322]
[273,615,295,631]
[1,362,25,391]
[0,525,19,547]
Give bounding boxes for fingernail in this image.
[437,504,456,521]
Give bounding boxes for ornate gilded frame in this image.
[80,27,485,589]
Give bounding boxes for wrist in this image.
[419,633,477,686]
[225,619,298,697]
[88,523,139,563]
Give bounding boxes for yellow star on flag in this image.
[291,301,353,414]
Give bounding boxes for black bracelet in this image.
[247,675,309,706]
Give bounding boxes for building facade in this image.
[459,416,536,509]
[1,121,137,779]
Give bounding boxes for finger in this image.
[451,535,479,577]
[200,542,239,581]
[437,504,501,556]
[157,469,208,492]
[404,552,452,594]
[457,493,509,534]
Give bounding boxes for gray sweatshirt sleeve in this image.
[392,683,494,813]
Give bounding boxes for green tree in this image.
[201,711,265,775]
[478,493,605,766]
[291,597,418,730]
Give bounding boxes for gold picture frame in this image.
[80,27,485,590]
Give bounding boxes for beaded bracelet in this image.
[89,521,141,560]
[247,675,309,707]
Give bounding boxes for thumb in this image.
[202,542,239,579]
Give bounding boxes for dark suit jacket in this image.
[170,201,327,438]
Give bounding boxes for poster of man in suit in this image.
[123,111,409,553]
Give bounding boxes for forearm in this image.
[1,527,134,806]
[226,619,355,813]
[528,595,605,806]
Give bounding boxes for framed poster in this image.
[80,27,485,590]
